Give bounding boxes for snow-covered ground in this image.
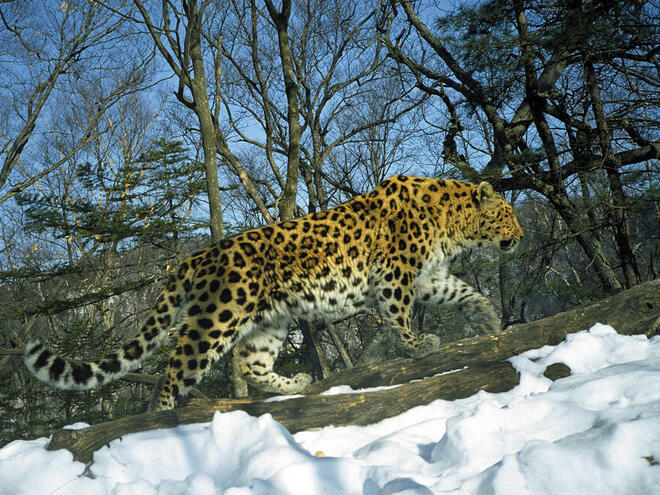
[2,323,659,495]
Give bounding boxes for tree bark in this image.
[43,279,660,465]
[325,322,353,369]
[49,361,519,465]
[299,320,333,380]
[230,351,249,398]
[583,57,640,288]
[263,0,301,221]
[184,0,225,242]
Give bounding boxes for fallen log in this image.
[49,361,519,464]
[306,278,660,393]
[45,279,659,465]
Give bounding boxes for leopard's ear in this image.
[476,181,499,209]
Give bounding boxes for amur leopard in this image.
[24,176,523,410]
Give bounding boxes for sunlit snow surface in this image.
[2,323,659,495]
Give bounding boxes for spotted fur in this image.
[24,176,523,410]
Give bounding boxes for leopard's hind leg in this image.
[234,323,312,395]
[154,314,234,410]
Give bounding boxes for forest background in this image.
[0,0,658,446]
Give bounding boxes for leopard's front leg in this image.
[376,281,441,358]
[415,273,501,335]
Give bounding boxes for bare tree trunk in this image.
[132,1,236,399]
[583,58,641,288]
[133,0,225,241]
[325,322,353,369]
[299,320,332,380]
[264,0,301,221]
[185,1,224,242]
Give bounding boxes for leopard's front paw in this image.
[406,333,441,358]
[291,372,313,393]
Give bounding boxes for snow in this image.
[2,323,659,495]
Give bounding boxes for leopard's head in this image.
[473,181,523,252]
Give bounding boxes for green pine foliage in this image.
[16,138,206,251]
[2,138,212,443]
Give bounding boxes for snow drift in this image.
[1,323,659,494]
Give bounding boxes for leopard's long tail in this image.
[23,273,187,391]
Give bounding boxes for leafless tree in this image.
[378,0,659,291]
[0,0,152,206]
